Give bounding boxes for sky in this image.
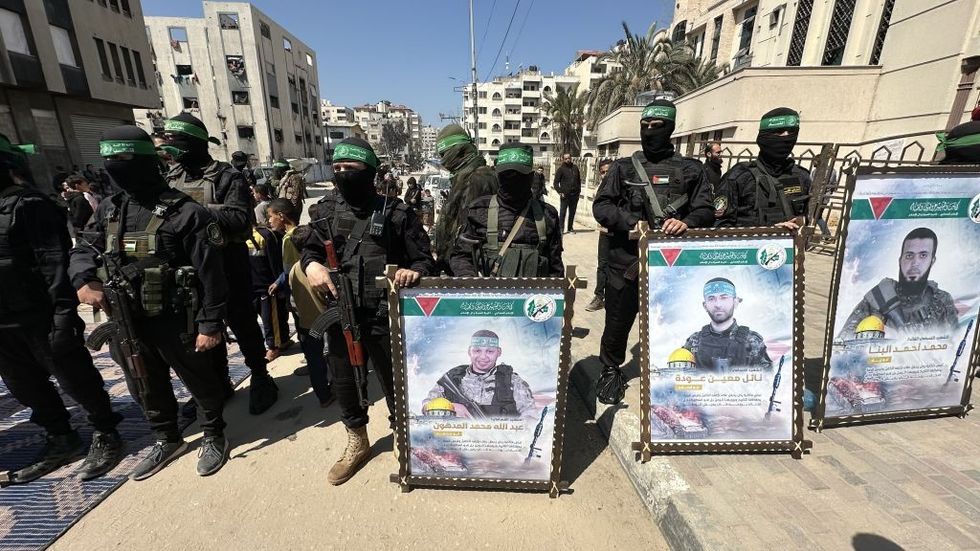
[142,0,674,125]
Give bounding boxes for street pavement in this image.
[50,195,668,550]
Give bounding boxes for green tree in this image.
[543,83,587,157]
[585,22,721,130]
[380,120,410,162]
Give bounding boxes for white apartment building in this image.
[0,0,158,188]
[597,0,980,160]
[563,50,621,156]
[320,99,353,124]
[420,124,437,160]
[353,100,422,161]
[462,67,579,161]
[138,1,322,164]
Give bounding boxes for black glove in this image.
[596,365,628,405]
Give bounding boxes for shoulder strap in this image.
[492,365,516,410]
[487,196,499,250]
[748,163,795,218]
[631,152,665,219]
[492,203,530,277]
[530,198,546,248]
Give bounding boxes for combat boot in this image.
[327,426,370,485]
[76,430,125,481]
[9,431,86,484]
[248,371,279,415]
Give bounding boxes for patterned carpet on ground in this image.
[0,320,250,551]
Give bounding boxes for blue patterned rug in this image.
[0,315,251,551]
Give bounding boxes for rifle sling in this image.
[631,152,666,220]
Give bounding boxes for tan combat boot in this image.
[327,426,371,485]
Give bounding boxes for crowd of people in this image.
[1,98,978,488]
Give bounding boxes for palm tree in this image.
[542,83,587,157]
[585,22,721,130]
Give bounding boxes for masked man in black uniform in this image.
[449,142,563,278]
[0,135,125,485]
[71,126,231,479]
[162,113,278,414]
[715,108,812,230]
[592,100,715,404]
[301,138,434,485]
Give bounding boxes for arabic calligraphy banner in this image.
[814,168,980,427]
[385,270,582,495]
[634,227,810,458]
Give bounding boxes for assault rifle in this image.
[86,263,150,402]
[525,406,550,464]
[946,319,975,385]
[308,219,369,408]
[765,355,785,421]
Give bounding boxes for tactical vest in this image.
[171,161,246,241]
[483,196,548,277]
[628,152,690,224]
[694,325,751,373]
[746,162,808,225]
[864,278,945,331]
[0,185,54,317]
[321,195,402,311]
[438,364,518,417]
[103,190,192,317]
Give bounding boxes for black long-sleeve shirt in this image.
[69,190,228,334]
[65,191,93,231]
[592,154,714,274]
[449,195,563,277]
[552,163,582,196]
[300,191,435,277]
[715,160,812,228]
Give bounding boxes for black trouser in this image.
[0,315,121,435]
[325,311,394,429]
[298,327,332,404]
[559,194,580,233]
[218,243,268,376]
[595,232,610,298]
[115,314,226,441]
[599,274,639,368]
[253,294,290,349]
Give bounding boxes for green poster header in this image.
[851,197,975,220]
[648,248,794,267]
[401,297,564,317]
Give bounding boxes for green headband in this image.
[100,140,157,157]
[333,142,379,168]
[437,133,471,153]
[642,105,676,121]
[496,147,533,167]
[936,131,980,152]
[164,119,209,141]
[0,139,35,157]
[274,161,290,168]
[470,336,499,348]
[760,114,800,130]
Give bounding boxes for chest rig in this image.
[746,162,808,225]
[483,196,548,277]
[627,152,690,225]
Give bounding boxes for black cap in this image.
[494,142,534,174]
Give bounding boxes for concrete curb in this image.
[569,359,710,551]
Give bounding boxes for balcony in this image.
[9,52,45,89]
[61,65,89,97]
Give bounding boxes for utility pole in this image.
[469,0,479,142]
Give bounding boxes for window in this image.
[492,92,501,100]
[274,129,283,142]
[540,146,548,152]
[176,64,193,76]
[822,0,856,65]
[107,42,124,82]
[869,0,895,65]
[478,91,487,99]
[226,55,246,79]
[283,37,292,51]
[478,123,486,129]
[295,133,303,143]
[94,38,111,77]
[492,124,501,132]
[233,91,249,105]
[168,27,188,43]
[218,13,239,29]
[182,96,199,109]
[237,126,255,139]
[786,0,814,66]
[478,107,487,114]
[329,131,344,139]
[0,8,31,55]
[737,7,757,58]
[709,16,723,62]
[671,20,686,43]
[260,22,271,39]
[120,46,137,85]
[292,102,299,114]
[132,50,147,87]
[691,32,705,59]
[769,5,784,29]
[306,53,313,66]
[108,0,120,12]
[120,0,131,17]
[269,95,280,108]
[50,26,77,67]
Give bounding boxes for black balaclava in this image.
[437,125,480,173]
[640,100,677,162]
[0,133,34,190]
[332,137,379,209]
[757,107,800,168]
[231,150,248,171]
[163,112,214,167]
[938,121,980,164]
[494,143,535,208]
[100,125,168,203]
